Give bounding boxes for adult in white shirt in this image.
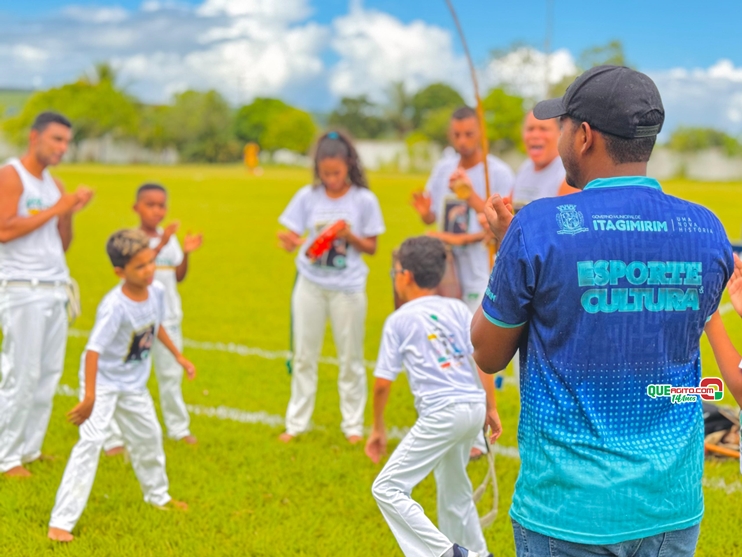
[0,112,93,477]
[412,106,515,313]
[511,111,575,211]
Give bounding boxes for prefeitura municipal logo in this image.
[646,377,724,404]
[556,204,588,235]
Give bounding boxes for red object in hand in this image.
[306,220,346,260]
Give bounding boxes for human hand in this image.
[72,186,94,212]
[364,428,387,464]
[177,356,196,380]
[277,230,304,252]
[183,232,203,254]
[728,253,742,317]
[411,191,432,217]
[483,194,514,244]
[334,221,351,240]
[162,221,180,245]
[54,192,80,215]
[67,397,95,426]
[484,408,503,444]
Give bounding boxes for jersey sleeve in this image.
[86,298,123,354]
[359,191,386,237]
[374,316,404,381]
[278,186,309,235]
[481,218,535,327]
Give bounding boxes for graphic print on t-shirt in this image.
[310,221,348,269]
[426,314,466,370]
[124,323,155,363]
[442,197,470,234]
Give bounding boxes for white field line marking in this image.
[54,385,741,490]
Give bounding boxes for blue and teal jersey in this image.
[482,176,733,544]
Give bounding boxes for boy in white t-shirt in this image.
[366,236,501,557]
[48,229,196,542]
[105,183,202,454]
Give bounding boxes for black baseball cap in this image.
[534,65,664,139]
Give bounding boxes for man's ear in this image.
[113,266,126,279]
[579,122,595,156]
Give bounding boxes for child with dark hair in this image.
[48,229,195,542]
[104,183,203,455]
[366,236,500,557]
[277,131,385,443]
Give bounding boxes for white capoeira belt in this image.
[0,278,82,324]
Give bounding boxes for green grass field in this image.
[1,165,741,556]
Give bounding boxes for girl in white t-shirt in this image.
[277,131,385,443]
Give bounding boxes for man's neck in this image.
[400,287,437,303]
[579,162,648,189]
[19,152,46,180]
[458,149,483,170]
[139,224,160,237]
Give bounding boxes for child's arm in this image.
[277,229,305,252]
[427,229,486,247]
[153,222,179,256]
[67,351,99,426]
[157,326,196,380]
[175,232,203,282]
[336,228,378,255]
[705,311,742,406]
[365,378,392,463]
[477,366,503,443]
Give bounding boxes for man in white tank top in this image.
[0,112,93,477]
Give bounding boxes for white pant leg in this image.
[328,288,367,438]
[49,387,118,532]
[434,404,488,556]
[285,276,328,436]
[0,288,64,472]
[103,418,125,452]
[115,390,171,506]
[22,288,68,462]
[152,322,189,440]
[371,403,485,557]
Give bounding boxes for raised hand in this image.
[728,253,742,317]
[183,232,203,254]
[72,186,94,212]
[162,221,180,244]
[411,191,432,217]
[483,194,514,244]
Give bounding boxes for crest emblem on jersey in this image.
[556,204,588,235]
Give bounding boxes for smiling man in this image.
[0,112,93,477]
[472,66,734,556]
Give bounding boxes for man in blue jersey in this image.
[471,65,734,556]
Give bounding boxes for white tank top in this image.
[0,158,69,281]
[511,156,566,208]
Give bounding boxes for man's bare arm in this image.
[0,166,78,244]
[471,306,525,374]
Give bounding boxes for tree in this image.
[328,96,387,139]
[3,75,139,146]
[482,87,526,153]
[261,108,317,153]
[411,83,465,128]
[669,127,742,157]
[385,81,414,138]
[234,98,290,144]
[420,106,455,145]
[162,89,240,163]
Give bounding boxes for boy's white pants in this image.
[49,385,171,532]
[104,322,190,449]
[285,275,367,438]
[372,402,489,557]
[0,285,68,472]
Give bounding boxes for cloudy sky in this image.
[2,0,742,134]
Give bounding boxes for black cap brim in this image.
[533,97,567,120]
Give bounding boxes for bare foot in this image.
[278,432,294,443]
[180,435,198,445]
[48,527,74,542]
[4,465,31,477]
[104,446,125,457]
[155,499,188,511]
[469,447,484,461]
[347,435,363,445]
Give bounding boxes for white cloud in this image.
[328,2,469,101]
[196,0,311,23]
[12,45,50,64]
[62,5,129,23]
[483,47,577,100]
